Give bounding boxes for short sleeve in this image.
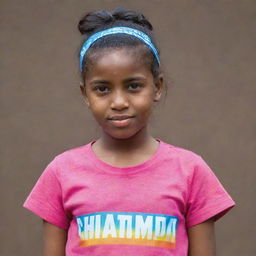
[23,158,70,230]
[186,156,235,227]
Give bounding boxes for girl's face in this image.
[80,48,163,139]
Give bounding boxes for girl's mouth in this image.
[108,117,134,127]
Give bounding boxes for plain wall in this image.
[1,0,255,255]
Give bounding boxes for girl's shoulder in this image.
[44,142,93,174]
[159,139,217,178]
[54,141,92,161]
[160,139,205,164]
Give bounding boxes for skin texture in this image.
[43,221,67,256]
[188,219,216,256]
[43,48,216,255]
[80,48,164,167]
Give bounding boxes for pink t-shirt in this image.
[23,139,235,256]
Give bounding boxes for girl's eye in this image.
[94,86,109,93]
[128,83,142,90]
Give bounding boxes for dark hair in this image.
[77,7,162,83]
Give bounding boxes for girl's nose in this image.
[110,91,129,110]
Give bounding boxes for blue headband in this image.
[79,26,160,71]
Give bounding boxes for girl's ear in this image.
[153,74,164,102]
[80,82,90,108]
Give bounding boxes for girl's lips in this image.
[108,117,134,127]
[108,115,134,120]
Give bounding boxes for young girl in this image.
[23,7,235,256]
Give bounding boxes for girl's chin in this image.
[108,132,137,140]
[102,128,143,140]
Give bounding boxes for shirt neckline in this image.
[87,138,165,175]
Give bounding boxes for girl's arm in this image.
[43,220,68,256]
[187,218,216,256]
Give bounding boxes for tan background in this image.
[1,0,255,255]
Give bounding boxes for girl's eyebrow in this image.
[123,76,146,83]
[90,76,146,85]
[90,80,109,85]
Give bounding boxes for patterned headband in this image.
[79,26,160,71]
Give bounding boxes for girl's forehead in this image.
[86,48,151,77]
[101,51,133,66]
[91,47,144,64]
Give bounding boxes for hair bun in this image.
[78,10,115,35]
[112,7,153,31]
[78,7,153,35]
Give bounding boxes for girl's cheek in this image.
[136,97,154,110]
[89,100,108,113]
